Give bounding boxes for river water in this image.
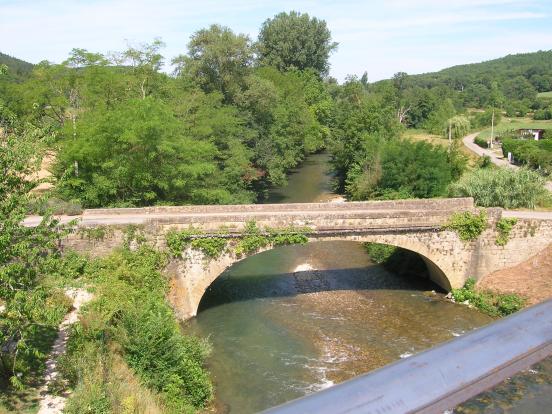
[187,153,551,414]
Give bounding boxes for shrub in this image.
[443,211,488,241]
[474,136,489,148]
[533,108,552,120]
[451,278,525,317]
[449,167,548,209]
[28,197,83,216]
[61,247,213,412]
[477,155,493,169]
[501,138,552,174]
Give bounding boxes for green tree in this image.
[250,67,325,186]
[172,25,253,103]
[446,115,470,139]
[55,97,225,207]
[0,116,69,387]
[257,11,337,75]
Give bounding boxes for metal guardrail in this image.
[262,299,552,414]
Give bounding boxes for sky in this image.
[1,0,551,81]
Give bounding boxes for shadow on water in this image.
[198,240,442,313]
[198,265,442,313]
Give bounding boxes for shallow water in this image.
[188,242,493,413]
[187,152,551,413]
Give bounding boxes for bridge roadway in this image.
[24,198,476,227]
[24,198,552,228]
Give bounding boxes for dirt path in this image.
[462,132,552,191]
[477,244,552,305]
[37,289,93,414]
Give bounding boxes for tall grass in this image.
[449,167,548,209]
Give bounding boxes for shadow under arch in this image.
[195,240,450,314]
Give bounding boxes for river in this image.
[186,153,551,414]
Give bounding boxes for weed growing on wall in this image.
[166,221,311,258]
[495,217,518,246]
[443,211,488,241]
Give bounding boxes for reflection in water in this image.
[187,152,551,414]
[264,152,336,203]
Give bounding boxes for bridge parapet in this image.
[82,197,475,217]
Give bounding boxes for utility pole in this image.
[448,119,452,153]
[490,109,495,149]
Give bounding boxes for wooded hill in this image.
[371,50,552,116]
[0,52,34,81]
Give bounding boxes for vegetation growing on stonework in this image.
[443,211,488,241]
[363,242,429,278]
[79,225,110,241]
[165,222,310,259]
[191,238,229,259]
[452,278,525,317]
[495,217,518,246]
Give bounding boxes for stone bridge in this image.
[52,197,552,319]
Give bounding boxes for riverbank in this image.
[478,244,552,305]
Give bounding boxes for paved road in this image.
[23,208,552,228]
[22,208,435,227]
[462,132,552,192]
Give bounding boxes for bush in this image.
[533,108,552,120]
[477,155,493,169]
[502,138,552,174]
[343,135,467,201]
[449,167,548,208]
[474,136,489,148]
[61,247,213,412]
[28,197,83,216]
[443,211,488,241]
[120,300,213,408]
[451,278,525,317]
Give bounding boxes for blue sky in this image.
[1,0,551,81]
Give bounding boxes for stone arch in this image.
[168,233,463,320]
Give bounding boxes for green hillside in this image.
[0,52,34,80]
